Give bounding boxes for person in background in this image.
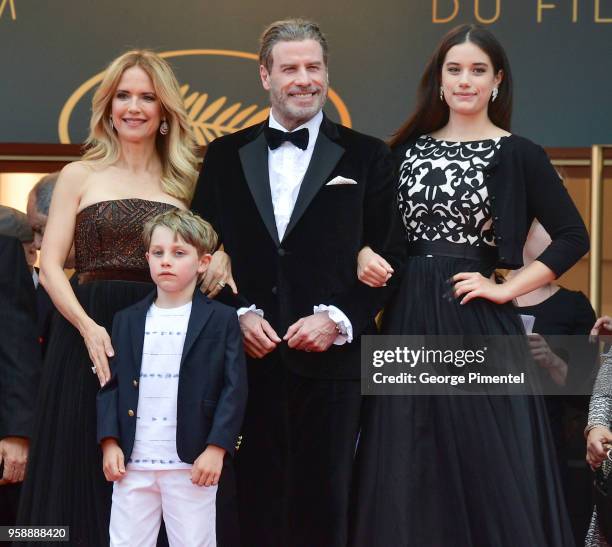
[585,314,612,546]
[509,219,597,543]
[26,172,76,356]
[27,172,75,270]
[0,205,37,276]
[0,232,40,544]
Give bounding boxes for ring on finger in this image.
[216,281,226,288]
[91,365,97,374]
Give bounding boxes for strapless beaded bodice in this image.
[75,199,176,275]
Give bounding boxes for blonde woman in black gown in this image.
[352,25,587,547]
[18,50,232,546]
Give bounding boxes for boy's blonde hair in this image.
[142,209,218,256]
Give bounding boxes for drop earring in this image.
[491,88,499,102]
[439,86,444,102]
[159,120,169,135]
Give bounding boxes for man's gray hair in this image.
[259,18,328,72]
[31,172,59,216]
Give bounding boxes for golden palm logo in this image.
[59,49,351,144]
[181,85,269,145]
[0,0,17,20]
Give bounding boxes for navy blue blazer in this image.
[97,289,247,462]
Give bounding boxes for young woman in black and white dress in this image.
[351,25,587,547]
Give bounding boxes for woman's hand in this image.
[451,272,512,305]
[357,246,394,287]
[586,426,612,469]
[80,320,114,386]
[528,333,568,386]
[591,316,612,341]
[201,249,238,298]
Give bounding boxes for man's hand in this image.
[239,311,281,358]
[101,438,126,482]
[284,312,337,352]
[192,445,226,487]
[0,437,29,484]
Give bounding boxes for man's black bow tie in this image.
[264,126,309,151]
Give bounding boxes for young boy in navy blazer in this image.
[97,209,247,547]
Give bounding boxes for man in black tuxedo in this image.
[192,18,404,547]
[0,235,41,539]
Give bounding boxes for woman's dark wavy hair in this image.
[390,24,513,148]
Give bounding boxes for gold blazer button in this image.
[128,409,135,417]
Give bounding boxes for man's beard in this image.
[271,88,327,126]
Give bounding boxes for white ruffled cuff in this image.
[313,304,353,345]
[237,305,264,318]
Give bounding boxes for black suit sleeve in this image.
[329,142,406,336]
[96,313,123,443]
[193,142,253,311]
[206,311,247,456]
[526,145,589,277]
[0,236,41,439]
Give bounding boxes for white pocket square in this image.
[326,176,358,186]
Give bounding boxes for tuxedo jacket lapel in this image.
[283,117,344,242]
[239,126,280,247]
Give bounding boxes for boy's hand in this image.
[191,445,226,487]
[101,438,126,482]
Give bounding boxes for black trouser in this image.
[287,371,362,547]
[0,483,21,546]
[235,355,288,547]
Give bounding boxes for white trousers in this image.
[109,469,217,547]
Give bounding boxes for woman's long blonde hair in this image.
[83,50,198,204]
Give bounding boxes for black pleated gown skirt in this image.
[350,254,575,547]
[17,280,154,547]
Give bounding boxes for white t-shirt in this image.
[128,301,193,470]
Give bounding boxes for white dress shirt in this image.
[268,110,322,241]
[238,110,353,344]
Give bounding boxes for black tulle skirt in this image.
[17,279,154,547]
[350,253,575,547]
